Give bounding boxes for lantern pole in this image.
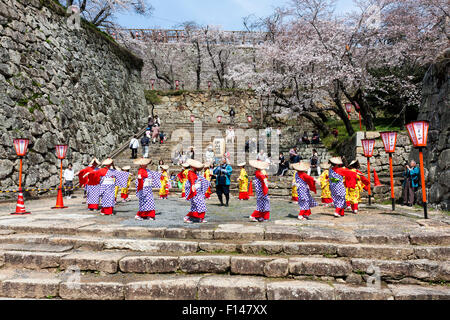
[418,147,427,219]
[358,111,362,131]
[367,157,372,205]
[18,156,23,192]
[388,153,395,211]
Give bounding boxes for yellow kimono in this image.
[291,173,298,201]
[319,170,333,203]
[120,175,132,200]
[159,170,169,198]
[179,169,188,198]
[204,168,212,199]
[346,169,364,206]
[237,168,249,200]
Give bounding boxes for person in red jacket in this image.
[78,158,100,210]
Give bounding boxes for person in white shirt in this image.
[129,135,140,159]
[205,145,215,164]
[63,163,75,199]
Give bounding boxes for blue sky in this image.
[115,0,356,30]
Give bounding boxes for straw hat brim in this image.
[181,163,190,168]
[249,160,269,170]
[292,162,310,172]
[122,166,131,171]
[102,158,114,166]
[161,165,169,170]
[320,162,331,169]
[349,160,358,167]
[237,162,246,167]
[329,157,343,165]
[89,158,100,165]
[187,159,204,169]
[133,158,151,166]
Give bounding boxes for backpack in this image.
[141,136,150,146]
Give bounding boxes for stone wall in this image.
[151,90,316,152]
[411,48,449,210]
[0,0,147,194]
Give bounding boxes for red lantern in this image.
[247,115,252,123]
[190,115,195,123]
[11,138,30,214]
[13,139,29,157]
[248,83,252,89]
[55,145,68,160]
[217,115,222,123]
[379,131,398,211]
[52,144,69,209]
[345,103,352,119]
[361,139,376,205]
[380,131,398,153]
[150,79,155,90]
[361,139,375,158]
[175,80,179,91]
[405,120,430,219]
[405,120,429,148]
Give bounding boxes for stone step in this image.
[1,247,449,282]
[0,268,448,300]
[0,233,449,261]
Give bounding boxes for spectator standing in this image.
[159,131,166,144]
[188,146,195,160]
[257,150,267,161]
[205,145,215,164]
[141,134,150,158]
[402,160,420,207]
[265,127,272,138]
[63,163,75,199]
[307,149,321,176]
[229,108,236,124]
[213,158,232,206]
[276,127,282,138]
[151,125,160,144]
[154,115,161,127]
[129,135,139,159]
[147,116,154,128]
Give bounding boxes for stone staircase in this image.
[0,221,448,299]
[110,122,332,196]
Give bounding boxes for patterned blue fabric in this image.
[328,168,346,209]
[99,169,118,208]
[295,173,318,210]
[135,170,162,212]
[253,177,270,212]
[185,175,210,213]
[86,184,100,205]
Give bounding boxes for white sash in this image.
[102,177,115,185]
[143,178,153,187]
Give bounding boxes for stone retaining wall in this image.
[0,0,147,193]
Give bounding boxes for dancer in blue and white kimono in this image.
[184,159,210,223]
[135,158,162,220]
[292,162,318,220]
[328,157,356,218]
[249,160,270,222]
[89,158,130,215]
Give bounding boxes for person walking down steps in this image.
[129,135,140,159]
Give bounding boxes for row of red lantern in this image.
[11,140,69,214]
[190,115,253,123]
[345,102,362,131]
[360,120,430,218]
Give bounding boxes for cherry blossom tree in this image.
[60,0,153,27]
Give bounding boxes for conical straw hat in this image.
[133,158,151,166]
[292,162,310,172]
[102,158,114,166]
[249,160,269,170]
[187,158,204,169]
[329,157,343,165]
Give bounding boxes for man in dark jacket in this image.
[213,158,232,206]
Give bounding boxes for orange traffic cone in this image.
[11,188,30,215]
[52,187,68,209]
[248,180,254,197]
[373,169,383,186]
